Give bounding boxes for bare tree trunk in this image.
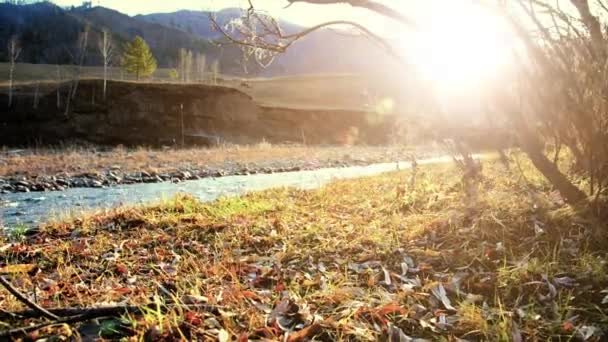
[180,104,185,147]
[8,62,15,108]
[33,82,39,109]
[570,0,604,55]
[99,29,113,100]
[514,113,588,204]
[196,53,206,83]
[103,63,107,98]
[64,83,73,117]
[7,36,21,108]
[71,26,89,100]
[56,65,62,109]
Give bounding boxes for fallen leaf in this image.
[218,329,230,342]
[383,267,392,286]
[562,321,575,332]
[377,303,407,316]
[287,323,322,342]
[553,276,577,288]
[387,323,413,342]
[113,287,131,295]
[511,321,523,342]
[431,284,456,311]
[182,294,209,304]
[184,311,202,326]
[268,298,303,331]
[115,263,128,275]
[577,325,598,340]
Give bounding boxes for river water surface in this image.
[1,156,457,228]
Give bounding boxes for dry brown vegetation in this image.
[0,145,415,178]
[1,158,606,340]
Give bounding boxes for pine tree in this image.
[122,36,157,80]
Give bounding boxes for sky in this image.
[50,0,386,26]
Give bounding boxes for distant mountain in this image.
[0,1,83,64]
[137,9,398,75]
[138,8,242,40]
[0,2,399,76]
[71,6,220,67]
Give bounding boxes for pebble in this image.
[90,180,104,188]
[16,185,30,193]
[0,153,408,194]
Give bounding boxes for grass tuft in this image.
[1,160,607,340]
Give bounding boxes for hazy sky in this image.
[50,0,386,26]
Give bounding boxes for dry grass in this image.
[1,158,607,340]
[0,145,414,178]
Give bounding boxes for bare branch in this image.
[0,276,60,321]
[210,14,406,68]
[285,0,418,29]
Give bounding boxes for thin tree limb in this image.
[0,276,60,321]
[0,303,220,321]
[211,16,407,67]
[0,303,220,338]
[285,0,419,29]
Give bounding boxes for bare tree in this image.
[212,0,606,208]
[185,50,193,83]
[210,60,220,85]
[56,64,61,109]
[178,48,188,83]
[65,25,90,115]
[98,28,113,100]
[195,52,206,83]
[7,35,22,108]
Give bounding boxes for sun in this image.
[404,3,514,92]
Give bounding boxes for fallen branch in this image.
[0,303,220,337]
[0,276,59,320]
[0,303,220,320]
[1,312,108,337]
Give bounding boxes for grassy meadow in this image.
[1,156,606,340]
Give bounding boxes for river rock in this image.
[31,183,46,192]
[16,185,30,192]
[107,172,122,183]
[180,171,192,180]
[90,180,104,188]
[56,178,70,187]
[15,180,30,187]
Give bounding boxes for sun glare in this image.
[405,4,514,91]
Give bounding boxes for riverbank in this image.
[0,145,425,193]
[1,159,606,340]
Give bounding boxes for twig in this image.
[0,304,220,338]
[0,313,108,337]
[0,276,59,320]
[0,303,220,320]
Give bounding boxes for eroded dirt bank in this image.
[0,80,395,146]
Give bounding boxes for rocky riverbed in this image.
[0,147,427,193]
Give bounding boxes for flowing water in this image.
[0,156,457,228]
